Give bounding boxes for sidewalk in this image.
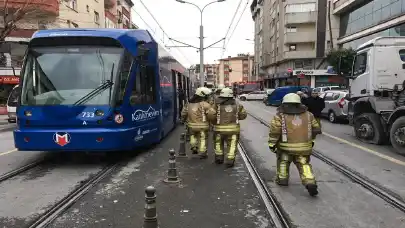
[50,126,273,228]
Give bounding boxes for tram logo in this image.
[132,106,160,122]
[53,132,71,147]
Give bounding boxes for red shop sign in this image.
[0,76,19,84]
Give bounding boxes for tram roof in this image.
[32,28,155,45]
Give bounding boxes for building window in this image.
[285,3,316,13]
[69,0,77,11]
[289,44,296,51]
[94,11,100,24]
[286,26,297,32]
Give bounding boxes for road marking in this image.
[0,149,17,156]
[242,101,405,167]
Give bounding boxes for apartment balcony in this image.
[283,50,316,59]
[105,0,115,9]
[4,0,59,16]
[284,32,316,44]
[285,11,317,25]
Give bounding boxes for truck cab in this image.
[348,37,405,155]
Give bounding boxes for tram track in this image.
[238,142,293,228]
[246,111,405,214]
[27,163,119,228]
[0,159,45,183]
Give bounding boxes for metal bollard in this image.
[164,149,180,183]
[177,133,187,158]
[143,186,158,228]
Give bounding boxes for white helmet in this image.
[219,87,234,98]
[195,87,212,97]
[217,84,225,90]
[282,93,301,104]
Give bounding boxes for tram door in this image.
[177,72,183,119]
[171,70,177,124]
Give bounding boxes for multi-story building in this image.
[251,0,343,88]
[203,64,219,86]
[334,0,405,50]
[217,54,254,86]
[105,0,134,29]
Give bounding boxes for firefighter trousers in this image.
[214,133,239,161]
[189,130,208,155]
[276,153,316,186]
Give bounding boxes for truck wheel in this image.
[390,116,405,155]
[354,113,385,145]
[328,111,336,123]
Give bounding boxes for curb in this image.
[0,124,16,133]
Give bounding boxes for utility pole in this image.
[174,0,226,87]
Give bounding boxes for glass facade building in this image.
[340,0,405,37]
[339,0,405,49]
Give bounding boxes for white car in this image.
[6,85,19,123]
[238,90,267,101]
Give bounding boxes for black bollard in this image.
[164,149,180,183]
[143,186,158,228]
[177,133,187,158]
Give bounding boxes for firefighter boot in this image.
[215,155,224,164]
[275,178,289,186]
[191,146,198,154]
[306,183,318,196]
[225,159,235,168]
[199,151,208,159]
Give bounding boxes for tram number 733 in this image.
[81,112,95,118]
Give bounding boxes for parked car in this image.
[263,89,275,103]
[266,86,309,106]
[6,85,20,123]
[238,90,267,101]
[320,90,349,123]
[313,86,347,96]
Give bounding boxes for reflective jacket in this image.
[268,104,321,155]
[181,101,214,131]
[209,99,247,135]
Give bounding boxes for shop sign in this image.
[0,76,19,84]
[293,70,337,76]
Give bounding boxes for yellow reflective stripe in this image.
[278,142,312,151]
[213,125,240,132]
[188,123,209,130]
[268,143,276,147]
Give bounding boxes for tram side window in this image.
[130,64,156,105]
[117,51,134,105]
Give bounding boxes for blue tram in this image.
[13,29,191,152]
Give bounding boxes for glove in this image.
[312,142,315,148]
[269,146,276,153]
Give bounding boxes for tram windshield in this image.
[20,46,123,106]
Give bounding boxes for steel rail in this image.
[238,142,293,228]
[28,163,119,228]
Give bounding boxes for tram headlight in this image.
[95,110,104,116]
[24,110,32,117]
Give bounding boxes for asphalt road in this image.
[239,100,405,228]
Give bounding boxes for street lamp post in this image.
[175,0,226,87]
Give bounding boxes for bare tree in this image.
[0,0,42,42]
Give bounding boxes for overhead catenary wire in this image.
[220,0,243,57]
[222,0,249,58]
[134,0,193,65]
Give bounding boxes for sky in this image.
[131,0,254,68]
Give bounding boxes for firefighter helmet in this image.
[219,87,234,98]
[217,84,225,90]
[282,93,301,104]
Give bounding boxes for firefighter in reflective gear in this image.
[209,88,247,167]
[268,93,322,196]
[215,84,225,97]
[211,84,226,140]
[181,87,215,159]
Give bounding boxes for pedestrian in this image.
[301,89,325,127]
[180,87,215,159]
[268,93,322,196]
[208,88,247,167]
